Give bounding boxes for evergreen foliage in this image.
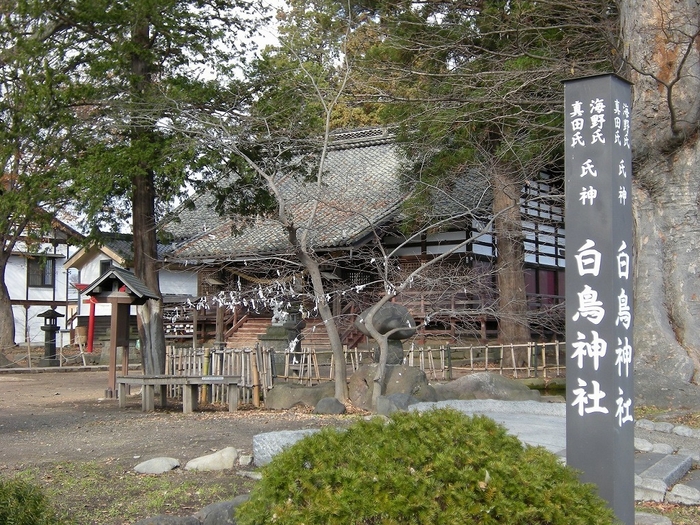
[236,408,616,525]
[11,0,266,374]
[0,477,62,525]
[0,2,82,356]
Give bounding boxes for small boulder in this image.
[634,512,672,525]
[651,443,675,455]
[265,381,335,410]
[672,425,695,437]
[133,517,199,525]
[653,422,675,433]
[677,448,700,467]
[376,393,419,416]
[238,454,253,467]
[634,438,654,453]
[134,457,180,474]
[185,447,238,472]
[314,397,346,414]
[635,478,667,502]
[348,364,437,411]
[432,372,540,402]
[636,419,656,431]
[666,484,700,505]
[194,495,250,525]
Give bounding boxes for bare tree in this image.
[349,0,618,344]
[174,50,358,401]
[163,1,571,406]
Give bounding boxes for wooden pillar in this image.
[108,300,132,399]
[192,308,198,350]
[216,304,225,347]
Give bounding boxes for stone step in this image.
[634,451,699,504]
[632,418,700,506]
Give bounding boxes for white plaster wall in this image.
[6,257,27,300]
[81,255,121,284]
[17,304,70,347]
[10,252,71,345]
[8,240,78,344]
[12,304,28,345]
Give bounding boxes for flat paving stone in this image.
[679,468,700,491]
[634,511,672,525]
[639,454,692,487]
[635,453,667,475]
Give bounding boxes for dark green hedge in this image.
[237,408,616,525]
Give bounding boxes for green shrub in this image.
[237,408,616,525]
[0,477,62,525]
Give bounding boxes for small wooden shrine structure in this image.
[82,267,159,397]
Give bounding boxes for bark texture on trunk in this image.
[621,0,700,404]
[493,169,530,345]
[299,250,348,402]
[130,17,166,375]
[0,257,16,366]
[133,169,166,375]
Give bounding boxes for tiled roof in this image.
[159,189,225,244]
[83,267,159,301]
[105,236,135,261]
[163,131,407,262]
[429,170,494,220]
[93,234,173,265]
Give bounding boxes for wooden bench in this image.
[116,375,240,413]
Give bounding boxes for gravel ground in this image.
[0,369,359,471]
[3,369,699,472]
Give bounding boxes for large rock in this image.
[314,397,346,414]
[348,364,437,411]
[376,393,419,416]
[355,303,417,341]
[635,367,700,409]
[253,429,319,466]
[265,381,335,410]
[432,372,541,402]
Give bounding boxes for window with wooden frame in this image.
[100,259,114,275]
[27,257,54,288]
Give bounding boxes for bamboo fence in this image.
[165,339,565,406]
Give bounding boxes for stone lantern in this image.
[38,308,64,367]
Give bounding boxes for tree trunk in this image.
[621,0,700,405]
[0,255,16,366]
[133,168,166,375]
[371,335,389,408]
[298,250,348,402]
[130,17,165,375]
[492,169,530,345]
